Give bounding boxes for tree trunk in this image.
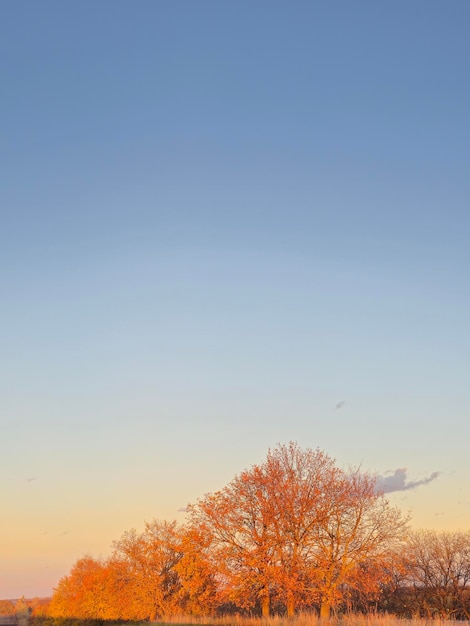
[286,593,295,618]
[320,599,331,620]
[261,594,270,618]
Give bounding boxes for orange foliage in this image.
[175,524,221,615]
[111,520,183,620]
[47,443,409,620]
[49,556,112,619]
[0,600,15,615]
[189,443,408,618]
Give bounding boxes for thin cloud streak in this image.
[375,468,440,494]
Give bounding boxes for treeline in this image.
[44,443,470,620]
[0,597,43,617]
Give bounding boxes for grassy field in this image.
[150,615,467,626]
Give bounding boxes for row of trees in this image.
[47,443,469,620]
[381,529,470,619]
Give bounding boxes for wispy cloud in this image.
[375,468,440,494]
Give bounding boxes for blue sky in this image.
[1,1,470,599]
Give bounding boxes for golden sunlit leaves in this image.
[188,443,408,618]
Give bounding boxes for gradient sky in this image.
[2,1,470,600]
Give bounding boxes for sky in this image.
[1,0,470,600]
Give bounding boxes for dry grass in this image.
[154,614,468,626]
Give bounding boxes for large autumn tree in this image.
[189,442,408,618]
